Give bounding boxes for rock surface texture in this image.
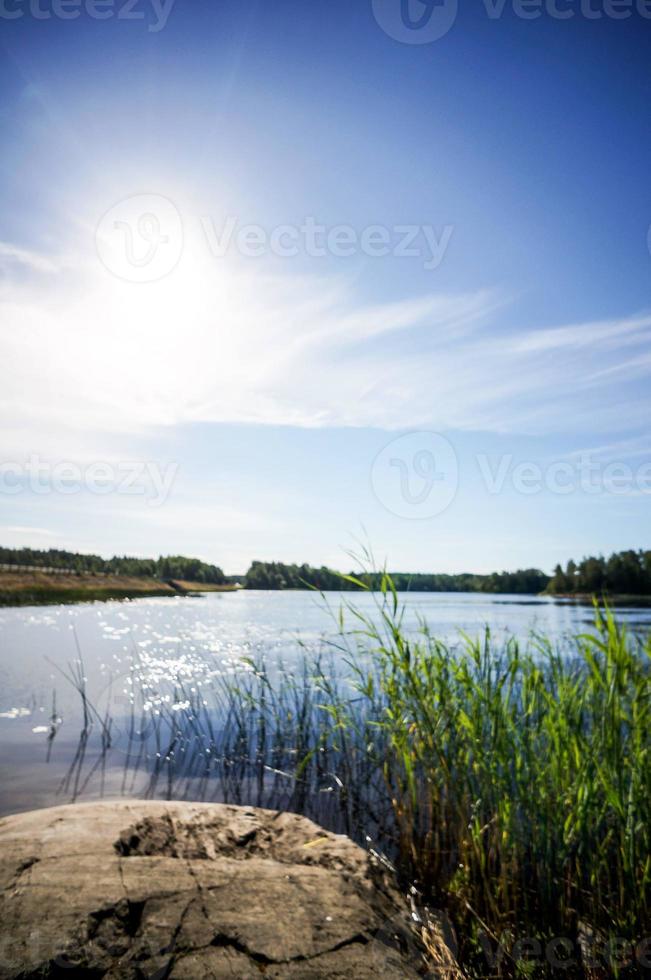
[0,800,458,978]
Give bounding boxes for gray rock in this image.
[0,800,459,978]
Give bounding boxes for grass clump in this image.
[331,573,651,974]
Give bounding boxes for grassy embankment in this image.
[168,580,241,593]
[0,571,239,605]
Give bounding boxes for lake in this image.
[1,590,649,816]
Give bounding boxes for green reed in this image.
[59,578,650,975]
[330,574,651,972]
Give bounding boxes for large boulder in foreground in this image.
[0,800,459,978]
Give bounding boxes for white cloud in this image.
[513,313,651,354]
[0,526,63,551]
[0,242,59,275]
[0,526,60,537]
[1,228,651,463]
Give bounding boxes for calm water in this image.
[1,590,649,816]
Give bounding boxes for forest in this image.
[546,549,651,596]
[243,560,550,593]
[0,547,226,584]
[5,547,649,596]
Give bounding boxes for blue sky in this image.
[0,0,650,574]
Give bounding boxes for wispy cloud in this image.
[1,230,651,462]
[0,526,60,537]
[513,313,651,354]
[561,434,651,463]
[0,242,59,275]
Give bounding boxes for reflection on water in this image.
[0,590,649,817]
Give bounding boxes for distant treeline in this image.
[244,560,550,594]
[0,547,225,584]
[547,549,651,596]
[9,546,648,596]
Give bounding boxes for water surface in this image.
[1,590,648,816]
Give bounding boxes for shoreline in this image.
[2,570,651,608]
[544,591,651,606]
[0,571,241,606]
